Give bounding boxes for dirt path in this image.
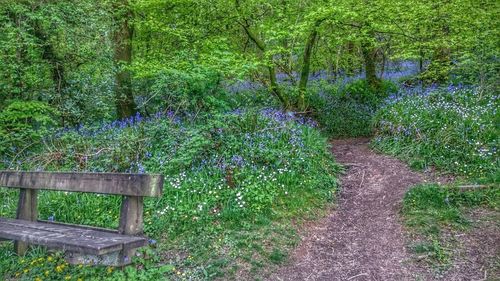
[269,138,425,281]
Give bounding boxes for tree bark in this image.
[297,20,321,110]
[113,2,136,119]
[362,40,381,90]
[379,49,386,79]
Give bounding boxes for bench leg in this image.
[118,196,144,265]
[15,189,38,255]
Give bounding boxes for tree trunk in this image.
[419,52,424,73]
[241,24,287,107]
[267,64,287,106]
[379,50,386,79]
[431,47,451,83]
[113,2,136,119]
[362,41,381,90]
[298,21,320,110]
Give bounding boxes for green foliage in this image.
[135,68,229,114]
[0,100,57,154]
[0,0,114,124]
[0,247,174,281]
[309,79,398,137]
[342,79,398,106]
[0,0,498,279]
[373,86,499,180]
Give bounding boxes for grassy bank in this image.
[0,109,340,280]
[372,85,498,180]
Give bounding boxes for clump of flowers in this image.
[373,85,498,178]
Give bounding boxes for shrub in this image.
[134,68,230,115]
[309,79,398,137]
[0,100,58,155]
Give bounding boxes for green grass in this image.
[0,109,340,280]
[402,184,499,268]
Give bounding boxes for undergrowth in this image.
[309,79,398,137]
[0,109,340,280]
[373,85,498,180]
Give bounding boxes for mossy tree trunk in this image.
[362,40,381,90]
[113,1,136,119]
[297,20,322,111]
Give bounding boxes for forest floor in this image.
[268,138,499,281]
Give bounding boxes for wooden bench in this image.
[0,171,163,266]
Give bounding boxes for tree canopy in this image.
[0,0,498,123]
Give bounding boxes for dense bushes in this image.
[135,68,230,115]
[0,100,58,155]
[0,108,340,280]
[309,79,398,137]
[373,85,498,180]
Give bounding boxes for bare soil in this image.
[268,138,498,281]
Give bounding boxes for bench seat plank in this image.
[0,218,147,255]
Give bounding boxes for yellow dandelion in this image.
[23,269,29,273]
[65,275,72,280]
[35,277,42,281]
[47,256,54,262]
[107,267,114,274]
[45,270,50,276]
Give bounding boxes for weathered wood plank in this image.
[38,220,119,234]
[0,218,147,255]
[15,188,38,255]
[0,171,164,197]
[2,218,147,247]
[118,196,144,264]
[119,196,144,235]
[65,251,121,266]
[37,220,146,251]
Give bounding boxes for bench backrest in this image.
[1,171,164,261]
[0,171,163,197]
